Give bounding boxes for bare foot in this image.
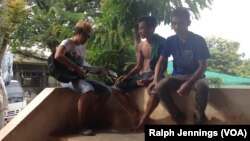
[133,122,145,133]
[132,113,146,133]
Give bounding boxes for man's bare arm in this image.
[147,55,168,91]
[177,60,207,96]
[116,43,144,83]
[125,43,145,77]
[54,46,86,78]
[188,60,207,84]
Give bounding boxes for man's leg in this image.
[89,95,109,119]
[85,80,111,124]
[193,78,209,124]
[78,90,96,136]
[135,91,160,131]
[111,74,146,126]
[78,90,93,126]
[71,79,96,135]
[112,88,141,124]
[157,77,186,124]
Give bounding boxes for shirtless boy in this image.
[111,16,166,131]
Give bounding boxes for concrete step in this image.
[49,129,144,141]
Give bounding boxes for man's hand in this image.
[137,79,151,86]
[96,67,105,76]
[177,81,192,96]
[147,80,157,93]
[115,75,128,83]
[75,66,86,79]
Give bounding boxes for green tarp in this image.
[205,71,250,86]
[166,61,250,86]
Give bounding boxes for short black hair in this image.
[138,16,157,28]
[171,7,190,21]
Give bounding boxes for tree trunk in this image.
[0,34,9,67]
[0,33,9,128]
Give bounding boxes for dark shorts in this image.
[112,71,158,94]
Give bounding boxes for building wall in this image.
[12,63,49,94]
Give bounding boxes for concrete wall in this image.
[0,88,79,141]
[102,87,250,127]
[0,87,250,141]
[208,88,250,123]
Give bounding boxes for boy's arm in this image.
[54,46,85,78]
[147,55,168,90]
[126,50,144,78]
[187,60,207,84]
[177,59,207,96]
[116,44,144,83]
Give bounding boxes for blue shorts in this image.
[61,79,111,96]
[112,71,158,94]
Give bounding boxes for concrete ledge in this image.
[91,87,250,127]
[130,87,250,125]
[0,88,80,141]
[1,87,250,141]
[208,88,250,123]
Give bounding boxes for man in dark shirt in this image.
[148,7,210,124]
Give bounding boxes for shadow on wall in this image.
[208,88,250,124]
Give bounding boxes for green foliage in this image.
[0,0,28,36]
[7,0,213,84]
[99,0,213,26]
[0,0,28,62]
[236,59,250,78]
[207,77,224,88]
[10,0,99,52]
[91,0,213,84]
[86,44,136,85]
[206,36,250,78]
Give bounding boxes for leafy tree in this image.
[0,0,28,64]
[207,77,224,88]
[0,0,28,114]
[206,36,250,78]
[7,0,213,84]
[239,59,250,77]
[10,0,213,55]
[91,0,213,73]
[10,0,99,53]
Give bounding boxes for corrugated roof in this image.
[13,53,47,66]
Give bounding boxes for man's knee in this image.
[111,87,119,93]
[156,78,172,95]
[193,79,209,92]
[100,87,112,96]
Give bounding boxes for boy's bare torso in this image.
[138,40,152,72]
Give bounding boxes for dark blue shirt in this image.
[161,32,210,75]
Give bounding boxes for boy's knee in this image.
[156,78,171,94]
[194,79,209,92]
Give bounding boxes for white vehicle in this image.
[4,80,27,125]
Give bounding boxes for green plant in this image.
[207,77,224,88]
